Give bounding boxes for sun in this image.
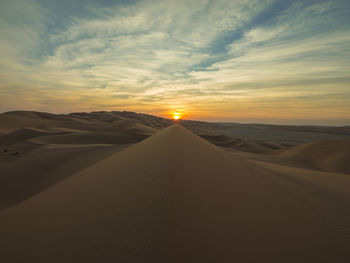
[172,112,182,120]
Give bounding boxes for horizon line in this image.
[1,109,349,127]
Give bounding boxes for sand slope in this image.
[0,144,129,211]
[234,138,350,175]
[277,138,350,174]
[199,133,280,153]
[0,112,154,211]
[0,124,350,262]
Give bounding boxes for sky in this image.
[0,0,349,125]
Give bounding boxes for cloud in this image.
[0,0,349,124]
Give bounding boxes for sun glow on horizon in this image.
[172,112,182,120]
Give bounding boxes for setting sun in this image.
[172,112,182,120]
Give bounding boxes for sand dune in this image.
[0,111,162,134]
[0,112,154,211]
[0,143,129,211]
[0,127,67,146]
[0,124,349,262]
[277,138,350,174]
[0,127,146,211]
[233,138,350,175]
[199,133,280,153]
[33,130,148,145]
[0,110,223,137]
[0,111,72,133]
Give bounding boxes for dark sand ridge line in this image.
[0,124,350,262]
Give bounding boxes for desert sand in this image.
[0,111,155,211]
[0,122,350,262]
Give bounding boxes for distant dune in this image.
[277,138,350,174]
[1,124,349,262]
[0,111,160,211]
[0,110,170,134]
[231,138,350,175]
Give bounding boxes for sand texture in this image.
[0,124,350,262]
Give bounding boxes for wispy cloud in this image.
[0,0,349,124]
